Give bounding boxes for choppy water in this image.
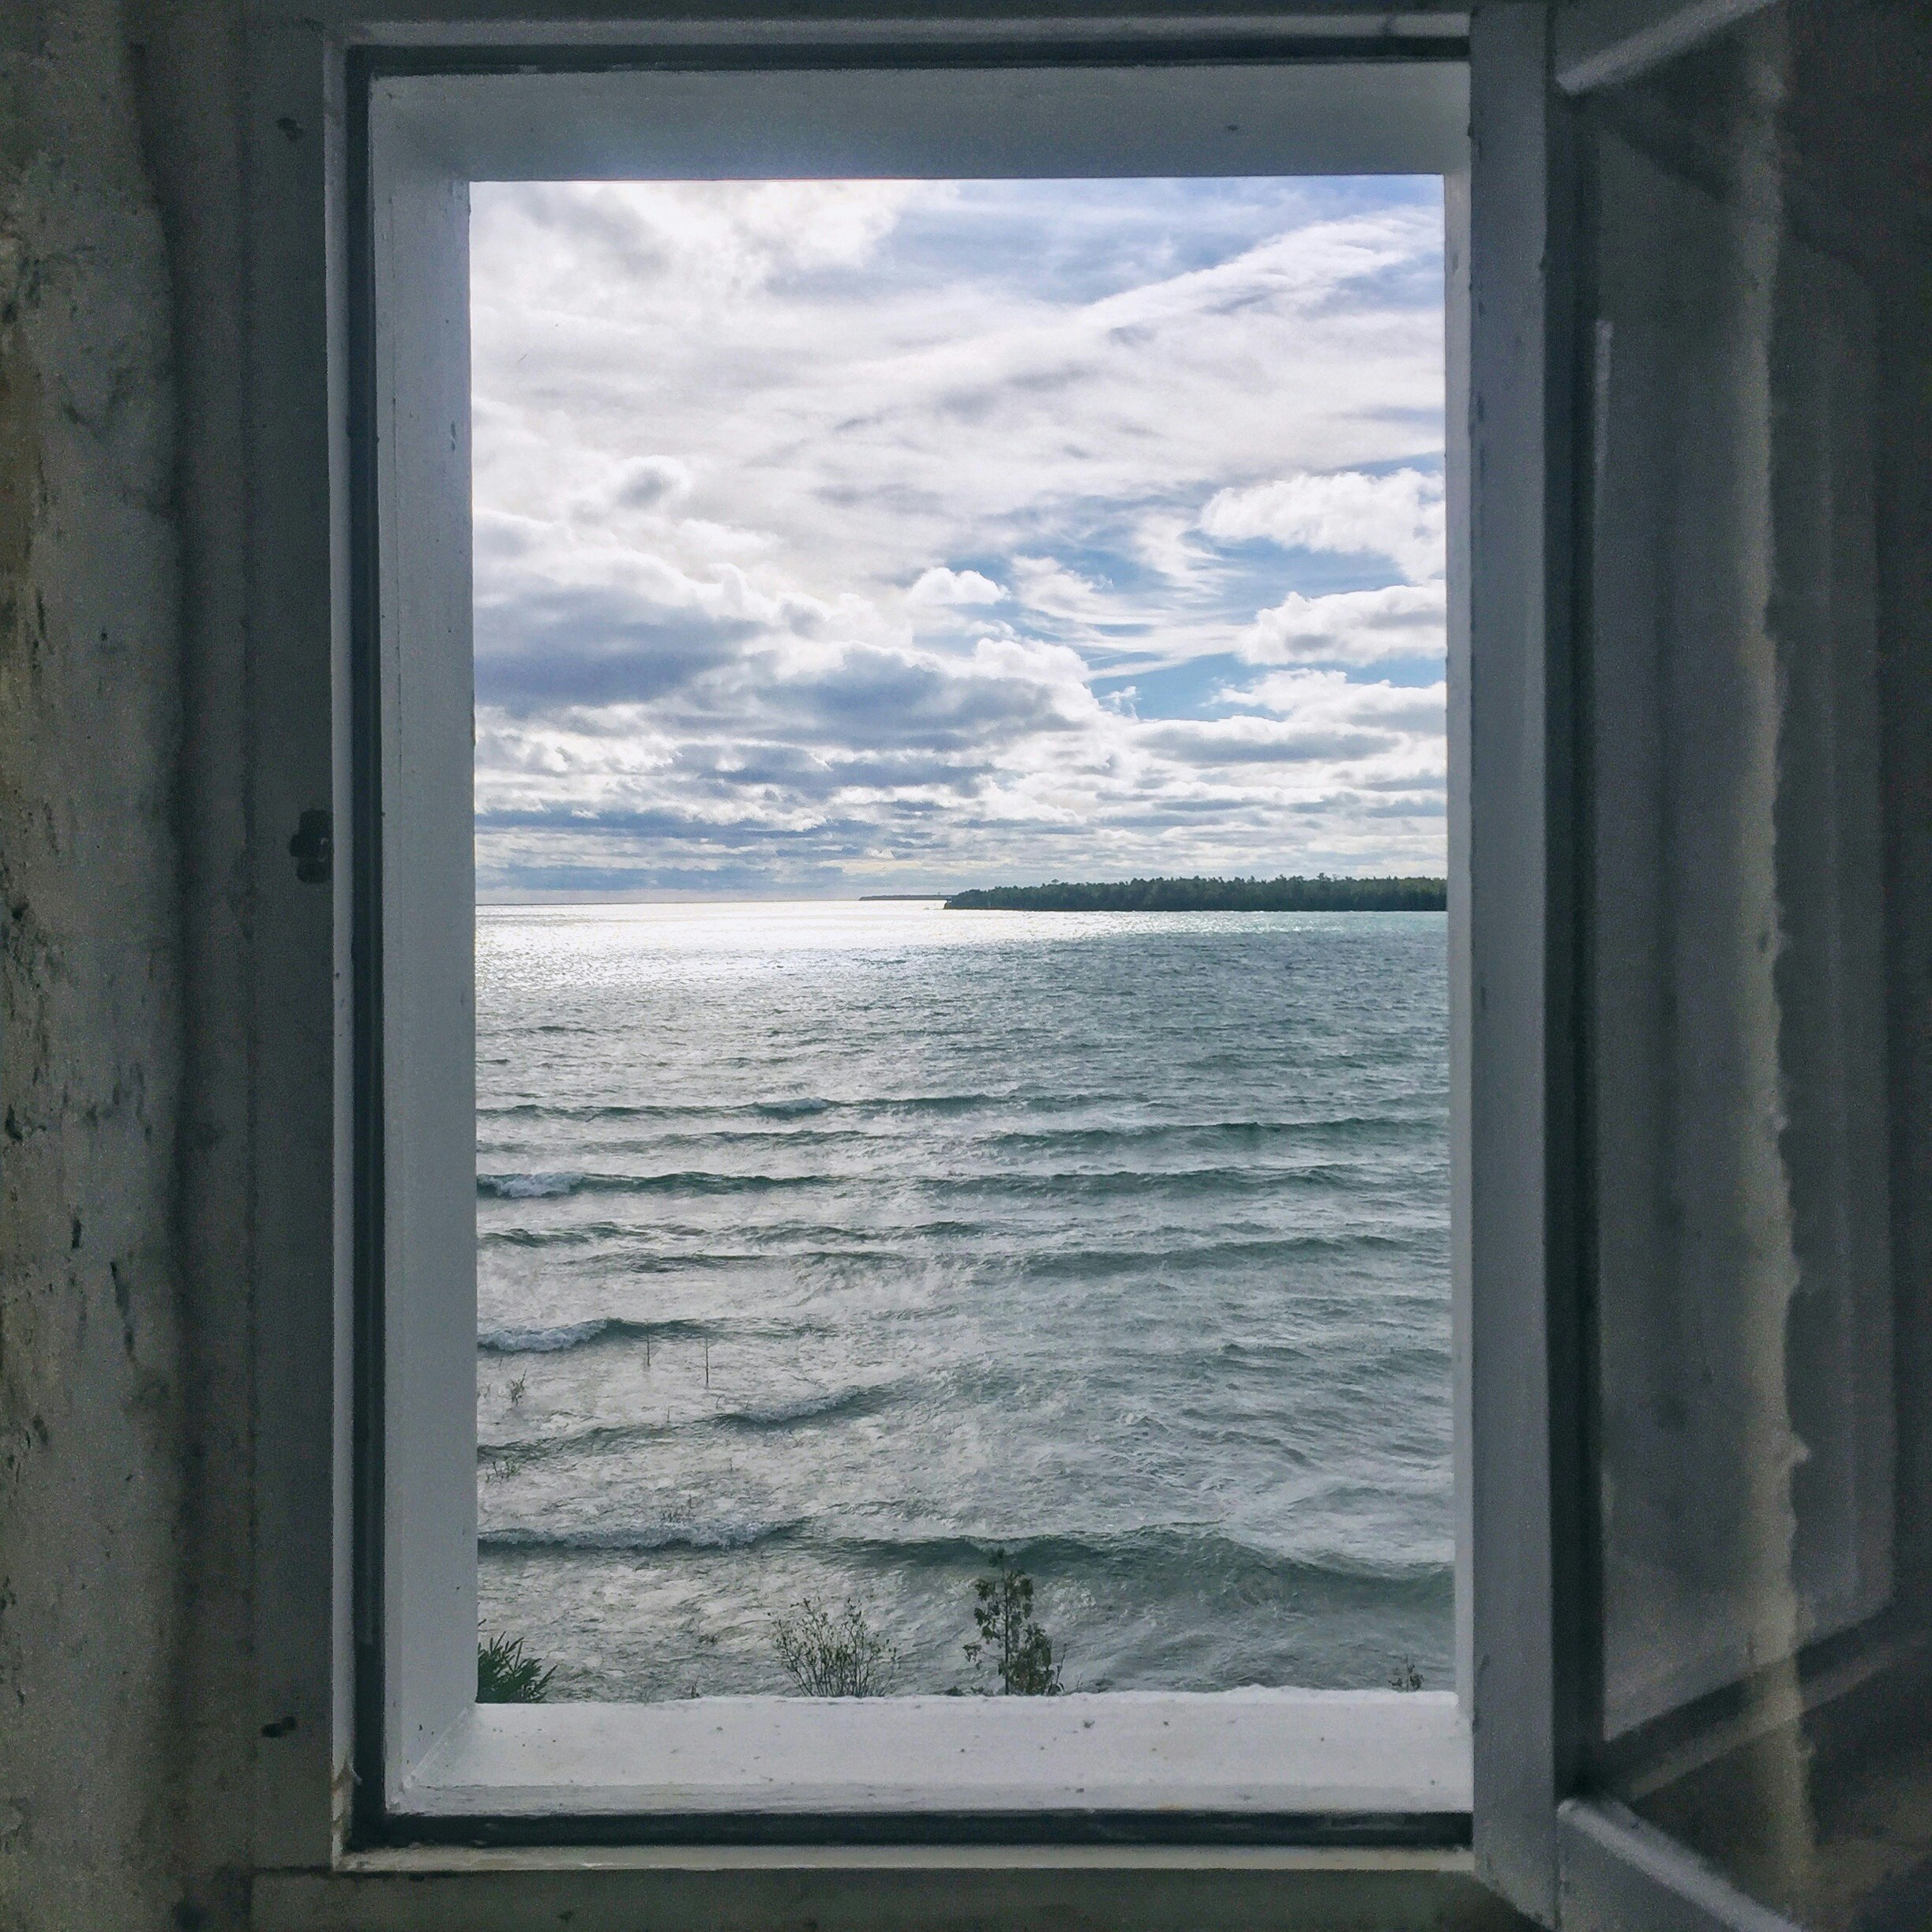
[475,900,1451,1699]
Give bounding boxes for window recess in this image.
[351,41,1476,1844]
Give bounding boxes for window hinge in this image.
[288,808,332,884]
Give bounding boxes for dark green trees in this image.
[944,874,1446,913]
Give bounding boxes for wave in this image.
[478,1103,1442,1146]
[824,1526,1452,1592]
[476,1161,1389,1206]
[478,1172,585,1199]
[485,1218,1001,1255]
[480,1096,832,1123]
[481,1516,788,1555]
[977,1116,1441,1154]
[1012,1230,1431,1281]
[480,1225,1434,1278]
[478,1518,1453,1604]
[480,1228,772,1261]
[477,1315,714,1355]
[969,1163,1376,1201]
[478,1169,827,1200]
[478,1385,895,1460]
[716,1385,891,1431]
[475,1091,1131,1127]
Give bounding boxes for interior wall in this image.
[0,2,251,1929]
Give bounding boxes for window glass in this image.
[1585,3,1932,1921]
[466,176,1455,1705]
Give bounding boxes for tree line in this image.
[943,874,1447,913]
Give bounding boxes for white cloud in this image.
[1236,581,1446,666]
[479,180,928,314]
[472,188,1445,613]
[467,178,1450,894]
[1230,665,1447,733]
[906,565,1004,607]
[1202,467,1445,583]
[1146,669,1442,771]
[1010,557,1126,628]
[1132,512,1210,587]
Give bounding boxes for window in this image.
[229,2,1930,1926]
[355,41,1475,1833]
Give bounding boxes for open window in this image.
[327,1,1932,1923]
[1468,2,1932,1928]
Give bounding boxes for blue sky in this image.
[471,176,1446,900]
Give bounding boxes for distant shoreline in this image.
[943,876,1448,913]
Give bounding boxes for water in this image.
[475,900,1451,1699]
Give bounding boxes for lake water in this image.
[475,900,1451,1699]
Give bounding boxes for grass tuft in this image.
[478,1632,557,1702]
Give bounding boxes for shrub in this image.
[478,1632,557,1702]
[1389,1658,1424,1691]
[772,1596,899,1697]
[965,1551,1063,1695]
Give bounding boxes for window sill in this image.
[253,1837,1510,1932]
[396,1689,1469,1827]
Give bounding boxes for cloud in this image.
[468,178,1450,895]
[475,584,764,712]
[768,637,1095,753]
[1236,581,1446,666]
[1010,557,1126,629]
[478,180,928,313]
[1149,668,1444,765]
[1230,666,1448,733]
[1202,467,1445,583]
[608,456,692,512]
[906,565,1004,607]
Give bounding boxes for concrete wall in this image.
[0,2,251,1928]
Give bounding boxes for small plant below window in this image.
[771,1596,899,1697]
[965,1550,1063,1694]
[507,1372,527,1405]
[1389,1658,1424,1691]
[478,1632,557,1702]
[480,1447,529,1485]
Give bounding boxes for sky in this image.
[471,175,1446,902]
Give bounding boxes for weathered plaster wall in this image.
[128,1,257,1921]
[0,1,186,1924]
[0,2,251,1928]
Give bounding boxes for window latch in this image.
[288,808,332,884]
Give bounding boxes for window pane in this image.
[467,176,1456,1706]
[1585,3,1932,1922]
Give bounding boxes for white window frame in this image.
[351,44,1476,1836]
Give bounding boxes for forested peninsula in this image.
[944,875,1448,913]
